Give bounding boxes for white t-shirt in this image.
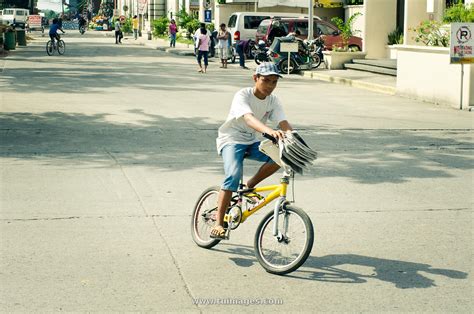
[218,30,229,48]
[216,87,287,153]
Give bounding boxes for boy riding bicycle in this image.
[49,18,65,43]
[211,62,293,239]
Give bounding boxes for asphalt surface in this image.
[0,32,473,312]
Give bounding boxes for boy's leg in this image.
[246,142,280,188]
[246,162,280,188]
[215,189,232,228]
[212,144,246,236]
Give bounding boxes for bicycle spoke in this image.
[258,210,309,269]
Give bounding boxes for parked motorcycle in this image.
[268,36,314,74]
[254,40,270,65]
[307,37,324,69]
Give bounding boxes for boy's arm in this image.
[278,120,293,132]
[243,113,287,141]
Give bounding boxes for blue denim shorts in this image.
[221,142,273,192]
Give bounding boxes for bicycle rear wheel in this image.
[254,204,314,275]
[191,186,221,249]
[57,40,66,55]
[46,40,53,56]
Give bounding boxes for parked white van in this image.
[227,12,312,44]
[2,8,29,28]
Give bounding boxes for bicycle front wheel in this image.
[46,40,53,56]
[254,204,314,275]
[57,40,66,55]
[191,186,221,249]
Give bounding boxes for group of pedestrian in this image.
[191,22,249,73]
[114,15,139,44]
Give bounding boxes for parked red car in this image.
[256,17,363,51]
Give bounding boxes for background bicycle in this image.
[46,35,66,56]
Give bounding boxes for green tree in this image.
[152,16,170,37]
[176,8,200,38]
[443,3,474,23]
[331,12,362,50]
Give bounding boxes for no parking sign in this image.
[450,23,474,64]
[450,23,474,110]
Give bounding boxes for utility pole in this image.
[308,0,313,40]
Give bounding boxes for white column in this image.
[364,0,396,58]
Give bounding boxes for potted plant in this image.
[386,27,403,59]
[323,12,366,69]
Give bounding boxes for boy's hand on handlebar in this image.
[268,129,286,141]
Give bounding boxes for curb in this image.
[131,40,195,56]
[301,71,397,95]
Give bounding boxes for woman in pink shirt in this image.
[197,27,210,73]
[169,19,177,48]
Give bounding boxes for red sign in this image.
[28,15,42,27]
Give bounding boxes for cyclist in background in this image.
[49,18,65,43]
[78,15,87,32]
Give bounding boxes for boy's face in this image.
[253,74,279,97]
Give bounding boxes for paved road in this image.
[1,33,473,312]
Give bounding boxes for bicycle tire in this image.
[191,186,221,249]
[254,204,314,275]
[46,40,53,56]
[57,40,66,55]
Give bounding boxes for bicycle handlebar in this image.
[262,133,278,144]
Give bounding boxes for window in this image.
[316,23,334,35]
[4,9,14,14]
[295,21,308,36]
[244,16,270,29]
[228,14,237,28]
[257,19,271,35]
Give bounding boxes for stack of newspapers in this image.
[259,131,317,174]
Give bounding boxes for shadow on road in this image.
[214,244,468,289]
[2,39,473,183]
[0,110,472,184]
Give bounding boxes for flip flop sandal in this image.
[210,225,226,239]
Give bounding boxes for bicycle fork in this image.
[273,197,287,241]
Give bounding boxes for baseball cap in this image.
[255,62,282,78]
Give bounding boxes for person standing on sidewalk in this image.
[193,23,206,55]
[217,23,230,68]
[196,28,210,73]
[236,39,250,69]
[169,19,177,48]
[132,15,139,40]
[115,19,122,44]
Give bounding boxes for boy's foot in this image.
[210,225,226,239]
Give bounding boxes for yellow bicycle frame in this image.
[224,179,288,224]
